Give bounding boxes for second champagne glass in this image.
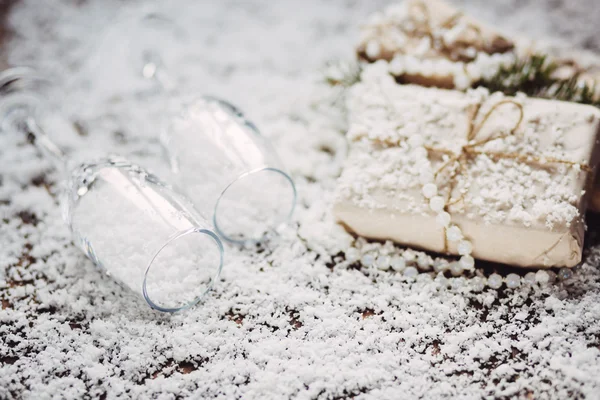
[161,96,297,244]
[78,9,299,245]
[121,10,298,244]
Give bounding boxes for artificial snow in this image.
[1,0,600,399]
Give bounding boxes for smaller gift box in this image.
[356,0,515,90]
[334,63,600,268]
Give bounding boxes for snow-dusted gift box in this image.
[356,0,515,90]
[334,63,600,268]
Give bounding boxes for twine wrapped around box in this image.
[334,64,600,268]
[379,98,591,253]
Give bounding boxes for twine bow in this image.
[426,100,524,209]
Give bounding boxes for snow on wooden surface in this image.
[1,1,600,399]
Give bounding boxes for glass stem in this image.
[24,116,69,172]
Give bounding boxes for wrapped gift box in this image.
[333,63,600,268]
[357,0,516,89]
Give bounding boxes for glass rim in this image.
[142,227,224,313]
[213,166,297,244]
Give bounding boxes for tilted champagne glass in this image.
[101,11,298,244]
[158,91,298,244]
[0,68,224,312]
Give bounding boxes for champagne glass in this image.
[89,10,298,244]
[159,95,297,244]
[0,68,224,313]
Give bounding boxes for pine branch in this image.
[320,54,600,110]
[478,54,600,108]
[321,59,362,88]
[316,59,363,125]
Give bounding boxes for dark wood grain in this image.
[0,0,16,69]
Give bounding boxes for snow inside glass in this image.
[162,97,297,244]
[64,158,224,312]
